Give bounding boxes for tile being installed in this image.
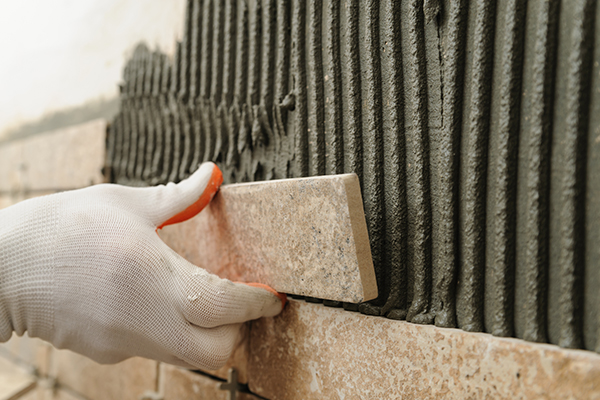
[160,173,377,303]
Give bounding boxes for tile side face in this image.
[160,174,377,303]
[343,174,378,301]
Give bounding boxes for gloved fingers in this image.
[175,323,243,370]
[175,261,285,328]
[145,162,223,229]
[237,282,287,308]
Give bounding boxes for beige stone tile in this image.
[49,349,157,400]
[0,333,51,377]
[159,364,259,400]
[16,387,45,400]
[159,174,377,303]
[19,380,83,400]
[18,384,47,400]
[160,364,226,400]
[248,299,600,400]
[22,119,107,190]
[0,356,36,400]
[53,389,84,400]
[0,119,106,193]
[238,392,262,399]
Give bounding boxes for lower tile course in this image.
[0,334,50,378]
[49,350,157,400]
[0,119,106,193]
[19,382,83,400]
[0,356,35,400]
[160,364,260,400]
[248,299,600,400]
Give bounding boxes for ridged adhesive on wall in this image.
[105,0,600,352]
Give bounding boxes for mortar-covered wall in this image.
[108,0,600,353]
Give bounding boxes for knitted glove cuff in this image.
[0,195,58,341]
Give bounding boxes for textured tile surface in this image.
[160,364,259,400]
[160,174,377,303]
[248,300,600,400]
[49,350,157,400]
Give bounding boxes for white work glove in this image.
[0,162,285,370]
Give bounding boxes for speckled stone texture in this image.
[159,173,377,303]
[247,300,600,400]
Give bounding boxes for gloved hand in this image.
[0,162,285,370]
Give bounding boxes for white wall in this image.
[0,0,187,138]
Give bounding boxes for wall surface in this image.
[1,108,599,400]
[3,0,600,398]
[107,0,600,354]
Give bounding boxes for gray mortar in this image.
[107,0,600,353]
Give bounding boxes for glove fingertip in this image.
[157,163,223,229]
[236,282,287,309]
